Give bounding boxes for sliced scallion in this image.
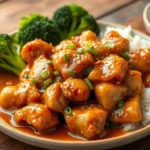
[47,60,53,65]
[84,78,94,90]
[32,79,38,84]
[42,79,53,90]
[77,48,84,54]
[68,70,76,78]
[118,100,124,109]
[24,74,29,79]
[64,54,70,62]
[84,66,93,75]
[122,52,130,59]
[67,43,76,49]
[40,69,50,79]
[64,106,72,115]
[85,42,98,55]
[105,42,115,49]
[53,70,60,76]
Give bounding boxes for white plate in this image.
[0,20,150,150]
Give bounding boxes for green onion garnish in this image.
[105,42,115,49]
[47,60,53,65]
[67,43,76,49]
[64,54,70,62]
[40,69,50,79]
[77,48,84,54]
[122,52,130,59]
[24,74,29,79]
[32,79,38,84]
[118,100,124,109]
[42,79,53,90]
[64,106,72,115]
[68,70,76,78]
[130,66,136,70]
[84,66,93,75]
[85,42,98,55]
[84,78,94,90]
[53,70,60,76]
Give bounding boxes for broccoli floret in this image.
[16,14,61,45]
[0,34,26,75]
[53,4,100,39]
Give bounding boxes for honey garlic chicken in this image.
[14,103,59,132]
[0,29,149,140]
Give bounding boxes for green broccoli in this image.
[53,4,100,39]
[16,14,61,46]
[0,34,26,75]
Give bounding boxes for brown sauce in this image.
[0,71,128,141]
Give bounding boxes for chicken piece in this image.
[64,104,108,139]
[21,39,53,64]
[54,40,79,53]
[88,54,128,83]
[0,80,40,109]
[42,82,69,113]
[62,78,90,102]
[122,70,142,96]
[143,74,150,87]
[128,48,150,73]
[19,64,31,81]
[52,50,94,79]
[29,55,54,89]
[95,82,127,111]
[14,103,59,132]
[110,95,142,123]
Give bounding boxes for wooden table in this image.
[0,0,150,149]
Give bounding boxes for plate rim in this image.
[1,20,150,150]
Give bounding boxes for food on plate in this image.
[0,27,148,140]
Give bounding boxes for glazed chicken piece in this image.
[14,103,59,132]
[110,95,142,123]
[128,48,150,73]
[0,80,40,109]
[64,104,108,139]
[95,82,127,111]
[21,39,53,65]
[88,54,128,83]
[42,82,69,113]
[62,78,90,102]
[122,70,142,96]
[52,50,94,79]
[29,55,54,89]
[143,74,150,87]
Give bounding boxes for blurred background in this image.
[0,0,149,34]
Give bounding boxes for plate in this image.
[0,20,150,150]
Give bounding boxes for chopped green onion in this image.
[67,43,76,49]
[64,106,72,115]
[85,42,98,55]
[122,52,130,59]
[118,100,124,109]
[64,54,70,62]
[105,42,115,49]
[42,79,53,90]
[47,60,53,65]
[130,66,136,70]
[40,69,50,79]
[84,66,93,75]
[84,78,94,90]
[53,70,60,76]
[77,48,84,54]
[32,79,38,84]
[24,74,29,79]
[68,70,76,78]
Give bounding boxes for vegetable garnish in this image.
[77,48,84,54]
[84,66,93,75]
[130,66,136,70]
[32,79,38,84]
[84,78,94,90]
[67,43,76,49]
[85,42,98,55]
[64,54,70,62]
[53,70,60,76]
[68,70,76,78]
[105,42,115,49]
[40,69,50,79]
[64,106,72,115]
[47,60,53,65]
[24,74,29,79]
[42,79,53,90]
[122,52,130,59]
[118,100,124,109]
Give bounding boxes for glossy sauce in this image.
[0,71,128,141]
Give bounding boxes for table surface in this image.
[0,0,150,150]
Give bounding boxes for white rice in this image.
[102,26,150,131]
